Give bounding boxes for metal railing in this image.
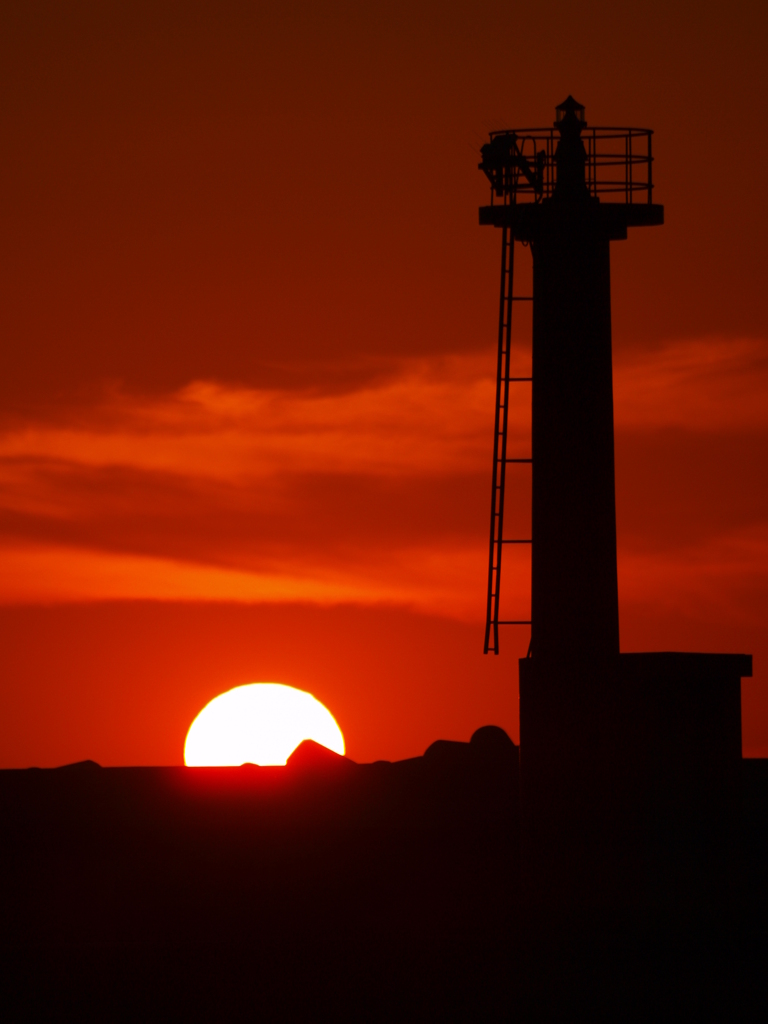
[481,127,654,206]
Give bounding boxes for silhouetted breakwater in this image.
[1,729,766,1021]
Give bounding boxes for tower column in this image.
[530,204,619,669]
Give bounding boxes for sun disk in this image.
[184,683,344,766]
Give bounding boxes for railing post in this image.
[628,132,632,203]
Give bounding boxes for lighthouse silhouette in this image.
[479,98,752,920]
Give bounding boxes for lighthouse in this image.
[479,99,751,917]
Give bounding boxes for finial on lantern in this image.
[555,95,586,128]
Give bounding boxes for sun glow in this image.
[183,683,345,766]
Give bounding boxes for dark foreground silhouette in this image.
[1,727,766,1022]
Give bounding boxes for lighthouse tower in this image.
[479,99,751,916]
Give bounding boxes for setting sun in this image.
[183,683,345,766]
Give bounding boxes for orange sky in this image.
[0,1,766,765]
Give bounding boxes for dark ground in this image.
[1,730,766,1022]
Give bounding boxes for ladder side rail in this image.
[494,240,514,646]
[484,225,514,654]
[484,223,510,652]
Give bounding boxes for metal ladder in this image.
[484,224,532,655]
